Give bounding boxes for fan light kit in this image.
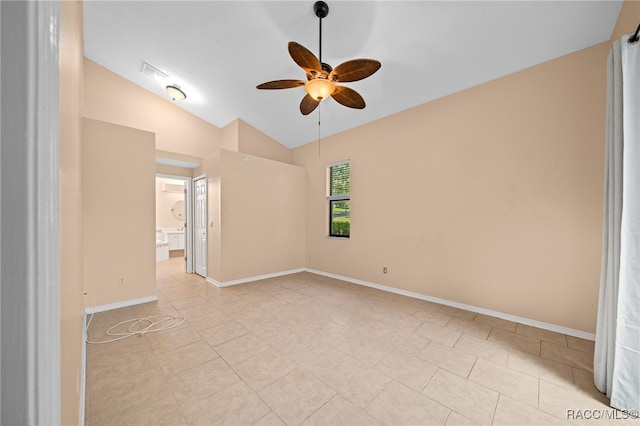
[306,78,335,101]
[257,1,381,115]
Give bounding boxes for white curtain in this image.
[594,34,640,414]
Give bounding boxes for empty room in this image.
[1,1,639,425]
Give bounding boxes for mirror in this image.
[171,199,185,221]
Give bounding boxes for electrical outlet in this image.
[383,267,388,274]
[259,258,265,265]
[119,277,126,285]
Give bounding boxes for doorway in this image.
[155,174,193,273]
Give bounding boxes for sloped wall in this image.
[83,59,221,158]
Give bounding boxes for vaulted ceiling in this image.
[84,1,622,149]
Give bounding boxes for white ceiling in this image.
[83,1,622,149]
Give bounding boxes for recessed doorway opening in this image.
[155,175,192,272]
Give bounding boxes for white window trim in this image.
[326,161,351,238]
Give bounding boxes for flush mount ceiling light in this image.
[141,62,187,101]
[256,1,381,115]
[166,84,186,101]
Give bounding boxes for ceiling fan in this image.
[257,1,381,115]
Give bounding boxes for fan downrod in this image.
[314,1,329,19]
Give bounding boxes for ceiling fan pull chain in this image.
[318,103,322,156]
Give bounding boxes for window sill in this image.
[326,236,350,240]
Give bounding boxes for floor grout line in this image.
[85,258,606,425]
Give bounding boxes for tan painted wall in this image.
[82,118,157,306]
[156,177,186,229]
[83,58,221,158]
[155,163,195,177]
[221,119,239,152]
[238,119,292,164]
[292,41,610,333]
[155,149,202,177]
[155,149,202,166]
[219,150,305,282]
[220,118,292,163]
[59,1,84,424]
[611,0,640,40]
[200,153,221,282]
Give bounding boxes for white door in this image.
[193,176,207,277]
[184,181,192,273]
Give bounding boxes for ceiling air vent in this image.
[141,61,168,83]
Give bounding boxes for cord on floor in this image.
[83,292,186,344]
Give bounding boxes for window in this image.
[327,161,350,238]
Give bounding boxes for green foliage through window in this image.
[327,162,350,238]
[329,162,350,197]
[330,200,350,237]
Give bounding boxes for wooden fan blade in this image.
[257,80,306,90]
[289,42,322,75]
[331,86,366,109]
[300,93,320,115]
[329,59,381,82]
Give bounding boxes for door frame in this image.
[192,174,208,277]
[1,1,61,423]
[155,174,193,273]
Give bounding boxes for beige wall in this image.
[59,1,84,424]
[220,118,292,163]
[238,119,292,164]
[82,118,157,306]
[611,0,640,40]
[156,149,202,173]
[221,119,239,152]
[83,58,221,158]
[156,163,196,177]
[218,150,305,282]
[205,156,222,282]
[156,177,186,229]
[292,41,611,333]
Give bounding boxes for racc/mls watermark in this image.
[566,409,639,420]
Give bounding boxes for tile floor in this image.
[84,258,638,425]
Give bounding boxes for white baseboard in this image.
[202,266,594,341]
[207,268,305,288]
[305,268,596,341]
[84,295,158,314]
